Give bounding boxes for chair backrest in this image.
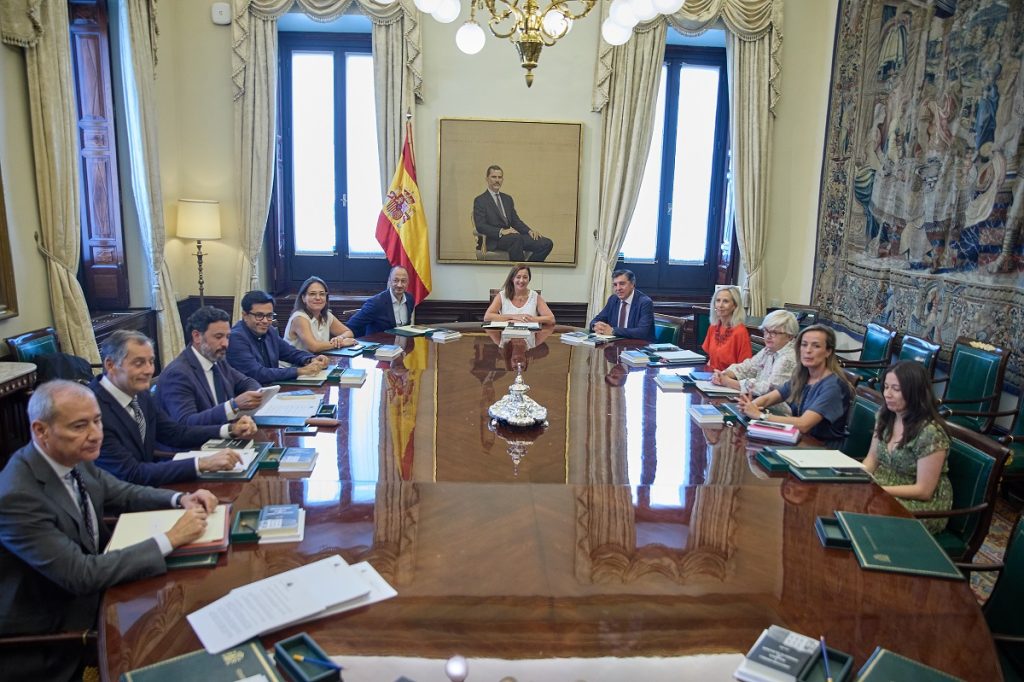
[749,334,765,355]
[860,323,897,364]
[896,334,940,374]
[942,421,1010,561]
[984,514,1024,639]
[5,327,61,362]
[841,385,881,460]
[942,337,1010,433]
[693,305,711,348]
[653,313,684,347]
[783,303,819,327]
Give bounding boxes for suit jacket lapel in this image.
[26,446,96,550]
[98,384,146,454]
[186,350,216,407]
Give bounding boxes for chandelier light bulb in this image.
[432,0,461,23]
[609,0,639,28]
[541,9,571,38]
[631,0,658,22]
[455,20,487,54]
[601,16,632,45]
[652,0,684,14]
[413,0,442,14]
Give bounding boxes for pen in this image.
[820,636,833,682]
[292,653,342,670]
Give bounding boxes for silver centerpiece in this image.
[488,363,548,428]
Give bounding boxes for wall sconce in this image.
[176,199,222,307]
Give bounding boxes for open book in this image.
[105,505,231,557]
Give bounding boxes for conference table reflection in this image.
[99,328,999,681]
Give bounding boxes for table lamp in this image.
[176,199,222,306]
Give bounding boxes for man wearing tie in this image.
[90,330,252,486]
[0,380,217,681]
[346,266,417,337]
[472,165,554,262]
[589,269,656,341]
[156,306,263,427]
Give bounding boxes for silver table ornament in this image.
[488,363,548,428]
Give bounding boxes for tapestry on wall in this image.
[812,0,1024,385]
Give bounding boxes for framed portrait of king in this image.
[437,118,582,266]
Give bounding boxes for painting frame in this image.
[436,117,582,266]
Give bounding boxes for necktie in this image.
[257,338,271,368]
[618,301,628,328]
[68,468,97,551]
[128,396,147,442]
[210,364,228,403]
[494,193,507,222]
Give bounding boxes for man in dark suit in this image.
[0,380,217,681]
[346,266,417,337]
[472,164,554,262]
[589,269,656,342]
[156,306,263,427]
[90,330,250,486]
[227,290,329,385]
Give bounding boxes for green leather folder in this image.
[196,442,270,481]
[834,512,963,580]
[755,448,790,473]
[791,467,872,483]
[164,553,219,570]
[120,640,282,681]
[855,646,964,681]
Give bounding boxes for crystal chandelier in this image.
[414,0,687,86]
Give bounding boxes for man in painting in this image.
[472,165,554,262]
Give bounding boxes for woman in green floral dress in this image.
[862,361,952,533]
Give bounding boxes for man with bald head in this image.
[346,266,418,337]
[0,380,217,681]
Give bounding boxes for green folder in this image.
[119,640,283,681]
[834,511,963,580]
[196,442,270,481]
[791,467,873,483]
[856,646,964,681]
[165,553,219,570]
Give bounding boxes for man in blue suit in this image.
[227,290,329,385]
[90,330,248,487]
[346,266,417,337]
[156,306,263,427]
[589,269,656,342]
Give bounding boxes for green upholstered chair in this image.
[916,421,1010,562]
[895,334,941,376]
[692,305,710,351]
[840,385,882,461]
[937,337,1010,434]
[5,327,60,362]
[653,313,685,347]
[940,394,1023,487]
[957,515,1024,680]
[749,334,765,355]
[837,323,897,387]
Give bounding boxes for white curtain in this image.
[0,0,100,362]
[230,0,422,319]
[590,0,782,316]
[120,0,186,366]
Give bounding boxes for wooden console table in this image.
[0,362,36,467]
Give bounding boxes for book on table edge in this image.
[620,349,650,365]
[735,624,819,682]
[257,503,302,537]
[278,447,318,472]
[834,511,963,580]
[337,368,367,386]
[119,639,283,681]
[689,403,724,424]
[855,646,964,681]
[654,374,687,391]
[375,344,403,358]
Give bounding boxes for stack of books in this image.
[106,505,232,557]
[688,403,724,425]
[746,419,801,444]
[773,448,870,482]
[620,349,650,366]
[278,447,318,473]
[375,344,403,360]
[560,331,616,346]
[653,349,706,365]
[654,373,687,392]
[336,368,366,387]
[431,328,462,342]
[735,625,820,682]
[389,324,436,337]
[501,324,535,338]
[256,503,305,544]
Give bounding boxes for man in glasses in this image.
[227,290,330,385]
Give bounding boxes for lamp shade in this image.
[176,199,222,240]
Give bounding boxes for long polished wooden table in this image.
[100,327,1000,681]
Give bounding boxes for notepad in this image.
[173,448,258,472]
[773,449,865,470]
[106,505,230,556]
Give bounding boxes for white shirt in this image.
[391,291,409,326]
[36,444,175,555]
[189,347,235,435]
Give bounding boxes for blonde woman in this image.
[701,285,752,370]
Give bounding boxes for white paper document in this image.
[656,350,705,363]
[774,449,865,470]
[291,368,331,382]
[173,448,257,472]
[694,380,741,395]
[254,393,321,418]
[187,554,393,654]
[236,385,281,417]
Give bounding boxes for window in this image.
[278,29,386,289]
[617,45,730,298]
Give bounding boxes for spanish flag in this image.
[375,123,432,304]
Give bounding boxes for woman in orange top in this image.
[702,285,752,370]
